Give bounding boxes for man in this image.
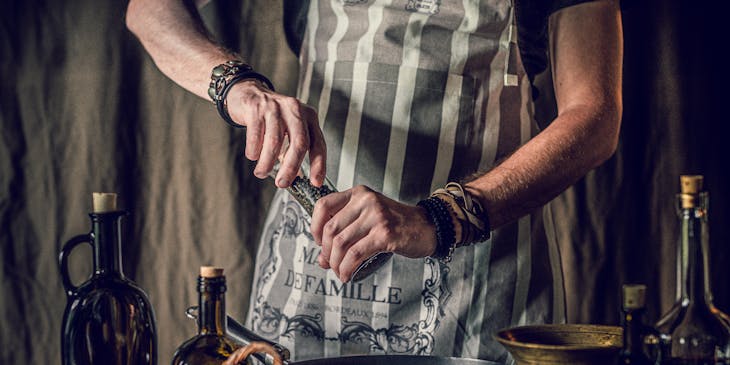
[126,0,622,361]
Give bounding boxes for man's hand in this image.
[125,0,327,188]
[310,185,437,283]
[226,80,326,188]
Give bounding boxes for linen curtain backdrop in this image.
[1,0,728,363]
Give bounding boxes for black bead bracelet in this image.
[417,196,457,262]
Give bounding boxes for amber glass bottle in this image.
[655,175,730,364]
[60,193,157,365]
[172,267,241,365]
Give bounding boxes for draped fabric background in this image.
[1,0,728,364]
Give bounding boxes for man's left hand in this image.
[310,185,437,282]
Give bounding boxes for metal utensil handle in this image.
[223,341,284,365]
[185,306,291,364]
[59,234,93,296]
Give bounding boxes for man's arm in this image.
[310,0,623,282]
[126,0,229,99]
[125,0,326,188]
[464,0,623,228]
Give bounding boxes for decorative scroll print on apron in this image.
[247,0,565,362]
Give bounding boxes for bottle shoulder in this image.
[64,274,156,323]
[72,274,151,299]
[171,334,241,365]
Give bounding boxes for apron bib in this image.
[247,1,565,362]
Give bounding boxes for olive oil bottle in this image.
[171,267,241,365]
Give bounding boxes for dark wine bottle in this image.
[172,267,241,365]
[270,159,392,282]
[655,175,730,364]
[60,192,157,365]
[619,284,654,365]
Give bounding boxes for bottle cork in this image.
[679,175,704,209]
[622,284,646,309]
[680,175,704,194]
[200,266,224,278]
[92,192,118,213]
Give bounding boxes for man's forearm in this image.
[465,0,623,231]
[465,104,621,230]
[126,0,238,99]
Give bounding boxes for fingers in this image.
[338,236,384,283]
[304,105,327,187]
[244,112,265,161]
[326,215,371,281]
[253,108,284,179]
[311,190,351,244]
[228,82,325,186]
[275,100,310,187]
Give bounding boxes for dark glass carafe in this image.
[172,267,241,365]
[60,193,157,365]
[655,176,730,364]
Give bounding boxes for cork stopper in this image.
[680,175,704,208]
[200,266,224,278]
[622,284,646,309]
[92,192,118,213]
[680,175,704,194]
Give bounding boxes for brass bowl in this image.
[494,324,622,365]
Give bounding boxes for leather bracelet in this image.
[208,61,275,129]
[432,182,491,245]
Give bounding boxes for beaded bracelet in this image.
[417,196,457,262]
[208,60,275,129]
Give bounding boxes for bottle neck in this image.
[622,307,646,354]
[198,277,227,335]
[678,205,711,305]
[91,212,126,277]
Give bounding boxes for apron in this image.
[246,0,565,362]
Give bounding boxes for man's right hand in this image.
[125,0,326,189]
[226,80,327,189]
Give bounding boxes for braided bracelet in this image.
[432,182,491,245]
[208,60,275,128]
[417,196,457,263]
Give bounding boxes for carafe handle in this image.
[59,233,92,296]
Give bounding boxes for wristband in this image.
[208,60,275,128]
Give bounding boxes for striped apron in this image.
[246,0,566,362]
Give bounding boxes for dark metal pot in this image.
[186,307,503,365]
[223,341,503,365]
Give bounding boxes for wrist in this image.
[208,60,274,128]
[416,205,439,257]
[422,182,492,263]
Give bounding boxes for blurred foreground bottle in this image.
[172,267,241,365]
[619,284,654,365]
[60,193,157,365]
[655,175,730,364]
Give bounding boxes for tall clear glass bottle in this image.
[60,193,157,365]
[655,175,730,364]
[172,267,241,365]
